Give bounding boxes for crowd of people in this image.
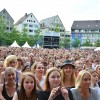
[0,46,100,100]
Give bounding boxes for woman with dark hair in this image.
[38,67,69,100]
[13,72,37,100]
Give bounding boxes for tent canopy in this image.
[33,44,40,48]
[10,40,20,47]
[94,47,100,51]
[22,41,31,48]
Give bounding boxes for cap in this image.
[61,60,75,69]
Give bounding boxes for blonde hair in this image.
[44,67,63,91]
[75,70,91,89]
[5,67,15,77]
[61,67,76,85]
[31,62,43,74]
[94,64,100,71]
[4,55,17,68]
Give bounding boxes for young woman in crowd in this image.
[13,72,38,100]
[31,62,45,90]
[87,69,100,100]
[0,55,22,84]
[0,67,19,100]
[86,69,99,87]
[21,62,31,72]
[16,57,23,72]
[38,67,70,100]
[71,70,99,100]
[94,64,100,81]
[0,61,5,83]
[60,60,76,89]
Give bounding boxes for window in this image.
[29,25,33,27]
[10,27,12,30]
[31,15,32,17]
[6,27,9,30]
[60,30,62,32]
[34,21,35,23]
[3,16,6,19]
[29,30,33,32]
[75,30,79,32]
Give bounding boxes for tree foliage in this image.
[94,39,100,47]
[59,37,70,48]
[82,39,93,46]
[0,22,43,47]
[72,37,80,48]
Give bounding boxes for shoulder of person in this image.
[70,88,77,92]
[90,88,98,93]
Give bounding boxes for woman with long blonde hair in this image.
[38,67,69,100]
[60,60,76,89]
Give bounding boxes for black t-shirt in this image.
[38,89,74,100]
[38,90,65,100]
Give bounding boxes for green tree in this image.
[94,39,100,47]
[31,33,43,46]
[0,16,6,45]
[82,39,93,46]
[0,16,6,34]
[18,26,28,46]
[72,37,80,48]
[54,23,59,32]
[60,37,70,48]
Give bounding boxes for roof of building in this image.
[14,13,31,25]
[40,15,58,27]
[44,31,60,37]
[0,8,14,22]
[15,13,40,25]
[71,20,100,30]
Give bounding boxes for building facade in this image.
[0,8,14,32]
[71,20,100,44]
[15,13,40,35]
[40,15,65,36]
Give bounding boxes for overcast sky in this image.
[0,0,100,31]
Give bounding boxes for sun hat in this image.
[61,60,75,69]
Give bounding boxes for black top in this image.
[2,83,18,100]
[98,81,100,87]
[38,90,65,100]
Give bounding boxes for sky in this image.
[0,0,100,31]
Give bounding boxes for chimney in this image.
[25,13,27,17]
